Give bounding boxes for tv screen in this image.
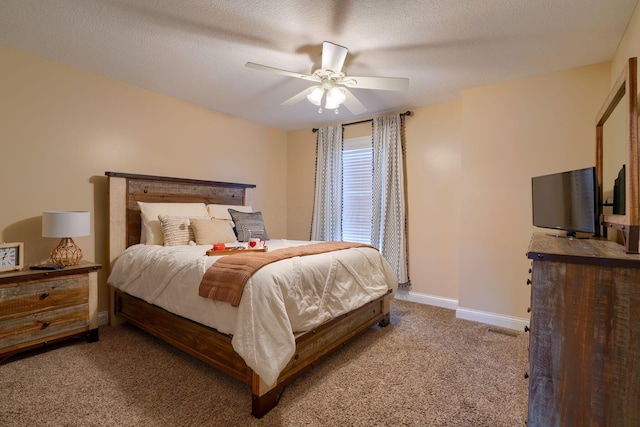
[531,166,597,236]
[613,164,625,215]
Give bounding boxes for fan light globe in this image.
[306,86,324,106]
[325,87,346,110]
[328,87,346,105]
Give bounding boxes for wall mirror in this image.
[596,57,638,252]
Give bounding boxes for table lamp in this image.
[42,211,90,266]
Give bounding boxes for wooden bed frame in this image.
[105,171,392,418]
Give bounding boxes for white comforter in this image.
[107,239,397,386]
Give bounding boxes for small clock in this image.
[0,242,24,273]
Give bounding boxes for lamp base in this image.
[50,238,83,266]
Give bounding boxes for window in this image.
[342,136,373,244]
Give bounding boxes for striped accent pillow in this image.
[158,215,208,246]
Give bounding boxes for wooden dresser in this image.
[0,262,101,361]
[526,233,640,426]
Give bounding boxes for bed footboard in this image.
[112,287,392,417]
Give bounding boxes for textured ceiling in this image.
[0,0,637,131]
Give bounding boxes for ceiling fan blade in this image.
[341,88,367,115]
[245,62,317,82]
[280,86,316,106]
[341,75,409,91]
[321,41,348,73]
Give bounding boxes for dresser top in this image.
[527,233,640,268]
[0,261,102,285]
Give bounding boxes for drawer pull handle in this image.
[40,292,50,300]
[41,321,51,329]
[526,279,531,285]
[524,325,530,333]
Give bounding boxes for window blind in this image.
[342,136,373,244]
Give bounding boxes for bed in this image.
[105,171,396,417]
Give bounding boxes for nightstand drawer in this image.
[0,304,89,351]
[0,275,89,320]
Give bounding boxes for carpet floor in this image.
[0,299,529,426]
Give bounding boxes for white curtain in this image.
[311,125,343,241]
[372,114,409,285]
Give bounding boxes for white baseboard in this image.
[98,311,109,326]
[394,290,458,310]
[395,290,529,332]
[456,307,529,332]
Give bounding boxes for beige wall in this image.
[459,63,611,318]
[405,101,462,300]
[0,45,288,313]
[612,1,640,83]
[286,128,316,240]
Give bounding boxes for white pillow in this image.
[206,204,252,221]
[138,202,209,245]
[190,218,238,245]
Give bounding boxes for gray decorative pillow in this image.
[228,209,269,242]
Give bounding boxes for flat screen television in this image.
[531,166,598,237]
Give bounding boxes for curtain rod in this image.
[312,110,413,133]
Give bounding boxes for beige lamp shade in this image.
[42,211,90,238]
[42,211,90,266]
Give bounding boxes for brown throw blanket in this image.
[199,241,375,307]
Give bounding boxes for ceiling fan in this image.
[245,41,409,115]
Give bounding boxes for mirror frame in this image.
[596,57,638,253]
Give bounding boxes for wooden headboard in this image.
[105,172,255,267]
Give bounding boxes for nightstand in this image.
[0,261,101,361]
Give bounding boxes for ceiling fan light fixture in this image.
[248,42,409,116]
[306,86,324,106]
